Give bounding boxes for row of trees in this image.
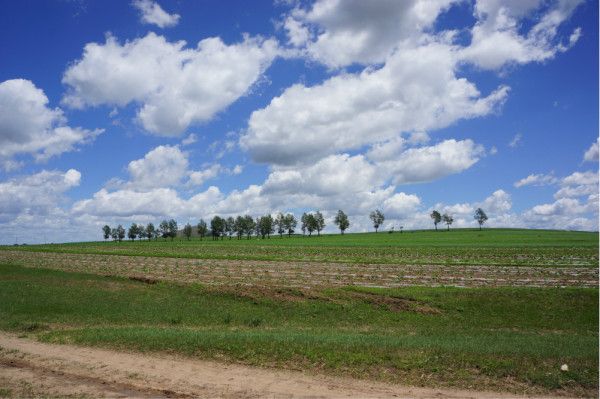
[430,208,488,231]
[102,219,178,242]
[102,208,489,241]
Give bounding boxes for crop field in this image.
[0,228,598,396]
[2,228,598,266]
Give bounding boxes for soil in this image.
[0,332,571,399]
[1,251,597,289]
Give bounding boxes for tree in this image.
[474,208,488,230]
[442,213,454,231]
[314,211,325,236]
[183,223,192,240]
[283,213,297,237]
[102,225,111,241]
[243,215,255,239]
[197,219,208,241]
[233,216,244,239]
[159,220,170,240]
[210,216,224,240]
[110,228,118,241]
[254,217,261,238]
[275,213,285,238]
[168,219,178,240]
[116,224,125,242]
[128,223,138,241]
[369,210,385,233]
[334,210,349,234]
[258,214,274,238]
[306,213,316,237]
[146,223,156,241]
[138,226,147,241]
[225,217,235,239]
[301,213,308,235]
[430,210,441,231]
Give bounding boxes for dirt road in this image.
[0,332,571,399]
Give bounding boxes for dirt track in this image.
[0,332,574,399]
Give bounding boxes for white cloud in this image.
[529,197,586,216]
[132,0,180,28]
[460,0,584,70]
[377,139,484,185]
[127,145,189,190]
[481,189,512,213]
[554,170,599,199]
[242,41,508,165]
[514,173,558,188]
[62,32,279,135]
[0,79,102,170]
[286,0,458,68]
[583,138,599,162]
[181,133,197,146]
[508,133,522,148]
[562,170,598,186]
[263,153,382,197]
[382,192,421,218]
[283,16,311,47]
[0,169,81,223]
[188,164,222,187]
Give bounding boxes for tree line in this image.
[101,208,489,242]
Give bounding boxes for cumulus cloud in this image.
[0,169,81,223]
[132,0,180,28]
[107,145,230,192]
[459,0,584,70]
[377,139,484,185]
[127,145,189,190]
[187,164,222,187]
[554,170,599,199]
[282,0,582,71]
[242,41,508,165]
[583,138,599,162]
[285,0,458,68]
[62,32,279,135]
[0,79,102,170]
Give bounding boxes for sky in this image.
[0,0,598,244]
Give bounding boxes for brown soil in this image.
[1,251,597,289]
[0,332,571,399]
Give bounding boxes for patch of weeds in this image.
[168,317,182,325]
[19,322,49,332]
[0,388,12,397]
[222,314,232,325]
[247,318,263,327]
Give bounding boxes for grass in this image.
[2,228,598,267]
[0,263,597,395]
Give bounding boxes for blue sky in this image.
[0,0,598,244]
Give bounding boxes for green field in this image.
[0,264,597,396]
[3,228,598,266]
[1,228,598,396]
